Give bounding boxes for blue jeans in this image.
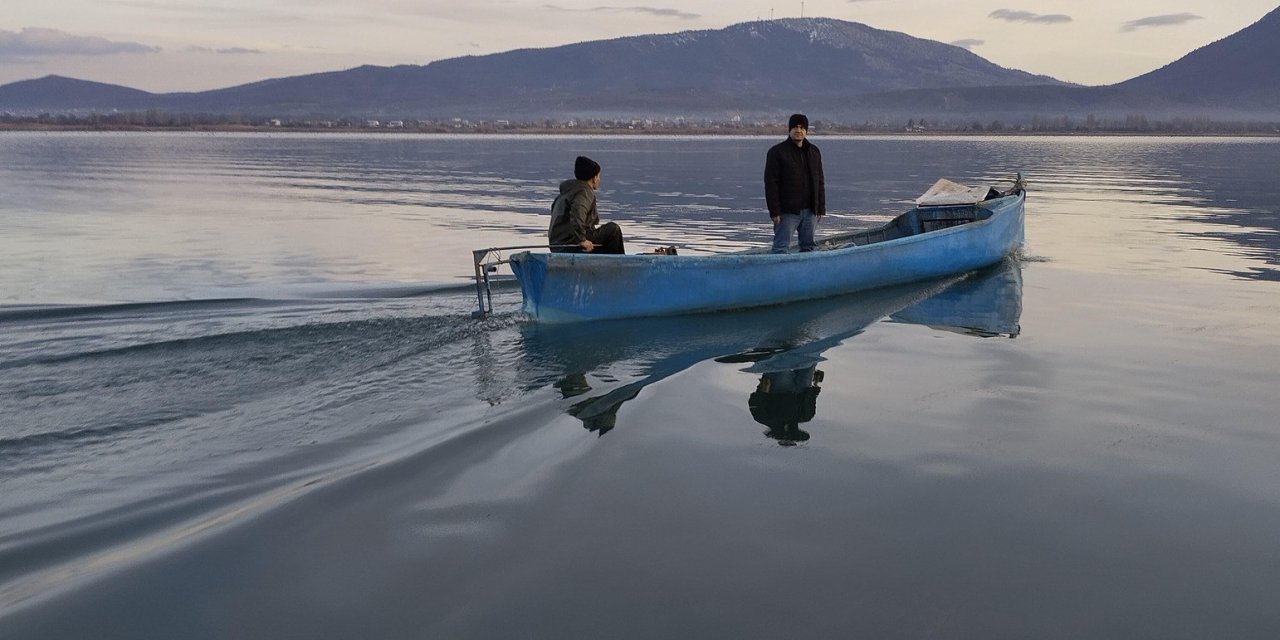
[771,209,817,253]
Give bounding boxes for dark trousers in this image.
[553,222,626,254]
[588,222,626,254]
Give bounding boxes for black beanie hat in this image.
[574,156,601,181]
[788,113,809,129]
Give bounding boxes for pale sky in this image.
[1,1,1276,92]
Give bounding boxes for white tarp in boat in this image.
[915,178,996,207]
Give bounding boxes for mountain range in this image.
[2,8,1278,123]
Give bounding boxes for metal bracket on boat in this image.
[471,244,576,319]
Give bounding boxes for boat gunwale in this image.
[509,192,1022,267]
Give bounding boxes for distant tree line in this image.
[2,110,1277,135]
[1,110,259,128]
[898,113,1280,134]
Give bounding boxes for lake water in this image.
[1,132,1278,638]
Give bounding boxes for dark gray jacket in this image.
[764,138,826,217]
[548,178,598,246]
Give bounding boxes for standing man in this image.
[763,113,826,253]
[548,155,625,254]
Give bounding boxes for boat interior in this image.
[818,203,992,250]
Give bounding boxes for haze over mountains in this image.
[2,9,1278,123]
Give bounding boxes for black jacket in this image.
[764,138,825,217]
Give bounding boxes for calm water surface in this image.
[1,132,1278,638]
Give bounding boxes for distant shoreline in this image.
[2,123,1278,137]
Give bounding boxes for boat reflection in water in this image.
[889,254,1023,338]
[725,258,1022,444]
[518,258,1023,441]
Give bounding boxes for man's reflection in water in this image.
[554,372,636,437]
[749,365,824,446]
[553,372,591,399]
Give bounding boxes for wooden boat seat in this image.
[916,205,983,233]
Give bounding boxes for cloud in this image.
[950,39,985,50]
[989,9,1072,25]
[627,7,699,18]
[543,5,700,19]
[187,46,264,55]
[1121,13,1203,32]
[0,27,160,58]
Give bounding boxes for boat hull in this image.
[509,192,1024,322]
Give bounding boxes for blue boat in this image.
[490,177,1025,323]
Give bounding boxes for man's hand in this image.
[771,215,780,225]
[580,239,595,252]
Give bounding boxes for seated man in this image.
[548,156,625,254]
